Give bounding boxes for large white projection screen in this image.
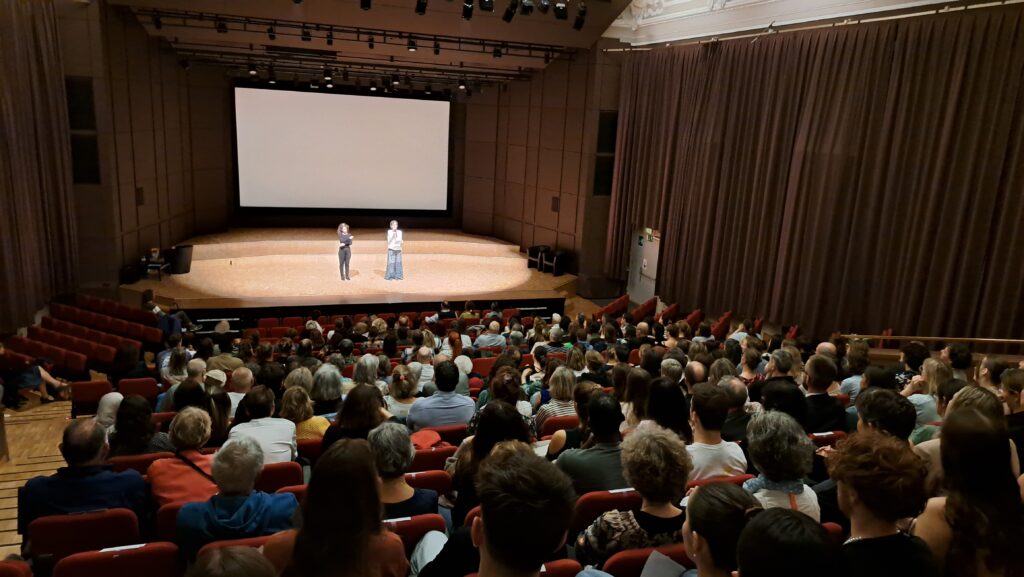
[234,87,450,210]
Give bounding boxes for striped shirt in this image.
[535,399,577,432]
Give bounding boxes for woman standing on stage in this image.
[384,220,403,281]
[337,223,354,281]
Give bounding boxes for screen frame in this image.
[230,81,455,218]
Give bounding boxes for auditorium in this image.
[2,0,1024,575]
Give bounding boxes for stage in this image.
[119,228,576,312]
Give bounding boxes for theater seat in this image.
[108,452,174,475]
[422,424,468,446]
[297,437,323,465]
[255,461,304,494]
[631,297,657,322]
[275,484,307,503]
[569,489,642,536]
[151,411,177,432]
[602,543,693,577]
[683,308,702,328]
[70,380,113,418]
[156,501,189,542]
[655,303,679,323]
[539,415,579,438]
[118,378,160,405]
[28,508,140,564]
[409,445,457,473]
[196,536,272,560]
[592,294,630,322]
[405,470,453,495]
[809,431,847,448]
[685,474,754,491]
[466,559,582,577]
[0,560,32,577]
[53,542,181,577]
[471,356,498,376]
[385,513,446,556]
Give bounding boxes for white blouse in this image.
[387,229,403,251]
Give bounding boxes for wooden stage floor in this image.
[120,229,576,310]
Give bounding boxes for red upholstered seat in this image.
[258,318,280,329]
[685,474,754,490]
[297,437,323,465]
[656,303,679,323]
[683,308,702,328]
[118,378,160,405]
[54,542,181,577]
[631,297,657,322]
[592,294,630,322]
[471,356,498,376]
[628,349,641,366]
[0,560,32,577]
[108,452,174,475]
[835,393,851,408]
[385,513,446,556]
[809,431,847,448]
[422,424,469,446]
[539,415,579,438]
[275,484,307,503]
[151,411,176,432]
[409,445,458,473]
[464,505,481,528]
[255,461,304,494]
[197,536,271,559]
[282,316,304,327]
[70,380,113,418]
[270,326,291,339]
[28,508,140,564]
[602,543,694,577]
[569,489,643,536]
[405,470,453,495]
[710,311,733,341]
[822,522,844,544]
[156,502,188,542]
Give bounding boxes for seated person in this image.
[188,547,277,577]
[546,382,603,460]
[576,424,692,568]
[743,410,820,521]
[367,422,440,519]
[720,376,753,444]
[556,393,629,495]
[687,383,747,480]
[228,386,297,464]
[474,321,507,351]
[804,355,847,433]
[278,387,330,441]
[827,430,938,577]
[407,361,475,431]
[18,419,147,538]
[734,508,840,577]
[534,367,578,433]
[321,384,393,451]
[262,439,408,577]
[177,436,298,561]
[680,483,763,577]
[148,407,218,506]
[108,394,175,456]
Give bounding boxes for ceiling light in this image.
[361,0,371,9]
[538,0,550,13]
[266,26,276,40]
[407,38,417,52]
[521,0,533,15]
[301,26,311,41]
[324,68,332,81]
[326,81,333,89]
[463,0,474,19]
[310,78,319,89]
[152,14,162,30]
[433,40,440,55]
[502,0,518,22]
[573,1,586,29]
[215,19,227,33]
[370,81,377,92]
[415,0,427,14]
[326,30,333,45]
[392,74,400,86]
[248,62,257,76]
[268,67,276,84]
[553,1,567,19]
[368,35,375,49]
[293,0,303,4]
[425,83,433,94]
[480,0,494,11]
[493,46,503,58]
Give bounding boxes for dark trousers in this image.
[339,246,351,279]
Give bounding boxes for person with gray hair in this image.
[473,320,507,350]
[350,353,384,395]
[311,364,343,415]
[158,357,207,412]
[743,410,820,521]
[367,422,440,520]
[533,325,566,356]
[661,358,684,386]
[227,367,254,419]
[176,436,298,561]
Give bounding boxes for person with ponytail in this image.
[262,439,408,577]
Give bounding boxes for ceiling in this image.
[108,0,632,91]
[604,0,1013,46]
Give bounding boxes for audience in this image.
[546,381,603,459]
[18,419,148,537]
[310,364,344,415]
[187,547,277,577]
[576,424,691,568]
[744,410,819,521]
[279,387,331,441]
[262,439,408,577]
[804,354,846,433]
[368,422,440,519]
[534,366,578,432]
[322,384,393,450]
[227,367,254,418]
[407,361,475,430]
[734,508,838,577]
[384,364,418,420]
[687,383,747,480]
[108,394,174,456]
[556,393,629,494]
[941,342,973,382]
[228,386,297,464]
[620,367,652,434]
[680,483,762,577]
[148,407,218,506]
[720,376,752,443]
[644,377,693,441]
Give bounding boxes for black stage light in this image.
[324,68,332,81]
[543,51,551,64]
[215,19,228,33]
[326,30,333,45]
[415,0,427,14]
[310,78,319,89]
[326,80,333,88]
[480,0,494,11]
[425,83,433,94]
[520,0,533,15]
[342,69,350,81]
[433,39,440,55]
[268,67,276,84]
[248,62,257,76]
[502,0,518,22]
[266,26,276,40]
[538,0,550,13]
[493,46,502,58]
[392,74,400,86]
[370,81,378,92]
[153,14,162,30]
[553,1,567,19]
[573,1,586,29]
[361,0,371,9]
[463,0,473,19]
[458,78,466,90]
[368,35,375,49]
[293,0,303,4]
[407,38,417,52]
[301,26,311,41]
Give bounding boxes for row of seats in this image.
[4,336,87,374]
[28,325,117,366]
[42,316,143,352]
[74,294,160,327]
[50,303,162,347]
[255,308,523,330]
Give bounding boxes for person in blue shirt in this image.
[407,361,475,431]
[176,435,297,561]
[18,419,148,539]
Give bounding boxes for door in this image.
[627,228,660,305]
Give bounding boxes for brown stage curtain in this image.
[0,0,78,332]
[607,5,1024,340]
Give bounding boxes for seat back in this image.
[118,378,160,405]
[0,561,32,577]
[540,415,579,438]
[28,509,140,563]
[602,543,693,577]
[196,535,272,560]
[151,412,177,432]
[422,424,468,446]
[297,437,323,465]
[275,484,307,504]
[255,461,304,494]
[156,501,188,542]
[685,474,754,491]
[809,431,847,448]
[108,452,174,475]
[409,445,458,473]
[53,542,181,577]
[569,489,642,536]
[70,380,114,417]
[471,356,498,376]
[404,470,453,495]
[384,513,446,556]
[631,297,657,322]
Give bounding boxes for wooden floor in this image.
[0,400,72,557]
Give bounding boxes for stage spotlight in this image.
[573,1,586,29]
[310,78,319,89]
[268,67,276,84]
[323,67,332,81]
[502,0,518,22]
[361,0,371,9]
[553,1,567,18]
[152,14,162,30]
[370,81,378,92]
[179,59,190,71]
[404,75,412,86]
[543,51,551,64]
[492,46,503,58]
[266,26,276,40]
[480,0,494,11]
[466,85,473,97]
[458,78,466,90]
[538,0,550,13]
[368,35,375,49]
[407,38,417,52]
[215,18,227,33]
[433,39,440,55]
[326,80,333,88]
[326,30,333,45]
[520,0,533,15]
[462,0,473,19]
[392,74,400,86]
[301,26,311,41]
[248,62,257,76]
[415,0,427,14]
[425,83,433,94]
